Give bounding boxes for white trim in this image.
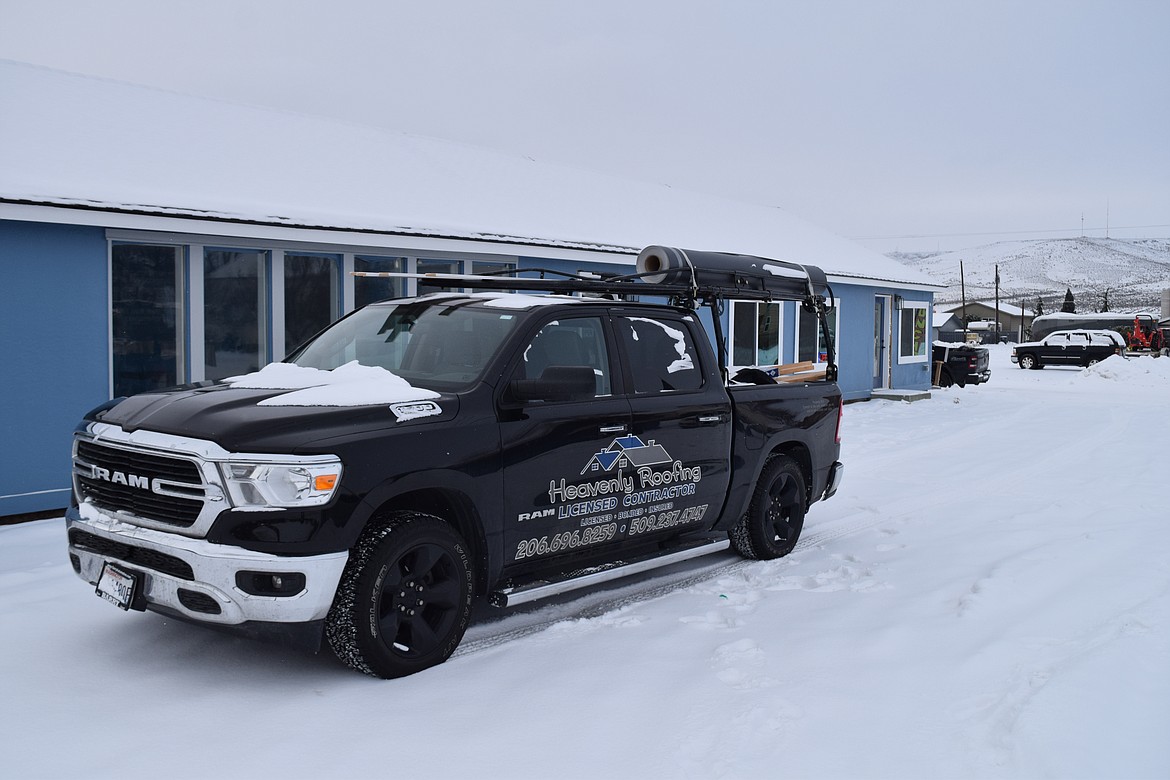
[270,249,286,361]
[897,301,930,364]
[3,202,634,264]
[826,273,942,293]
[342,253,355,313]
[188,245,205,381]
[5,202,943,288]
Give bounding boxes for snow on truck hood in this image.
[225,362,442,419]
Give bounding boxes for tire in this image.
[326,512,473,679]
[937,368,954,388]
[1018,353,1038,370]
[729,455,807,560]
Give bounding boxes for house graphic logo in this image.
[582,435,673,475]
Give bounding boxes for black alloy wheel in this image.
[729,454,807,560]
[326,512,473,679]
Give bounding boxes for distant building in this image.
[0,61,939,516]
[934,301,1033,342]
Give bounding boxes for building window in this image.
[354,255,406,309]
[472,259,516,292]
[729,300,781,367]
[416,258,463,295]
[898,302,929,363]
[204,248,267,381]
[795,302,840,365]
[284,253,340,352]
[111,243,184,396]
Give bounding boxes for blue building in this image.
[0,62,939,517]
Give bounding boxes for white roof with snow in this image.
[935,300,1029,317]
[0,59,936,289]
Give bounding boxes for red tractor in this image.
[1126,315,1168,354]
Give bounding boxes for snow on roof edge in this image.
[5,195,941,289]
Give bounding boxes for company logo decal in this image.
[581,435,672,474]
[514,434,710,560]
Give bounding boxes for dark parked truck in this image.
[67,246,844,678]
[931,341,990,387]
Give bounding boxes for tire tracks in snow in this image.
[454,509,892,659]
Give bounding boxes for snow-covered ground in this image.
[3,345,1168,779]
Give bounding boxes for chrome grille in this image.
[74,439,205,527]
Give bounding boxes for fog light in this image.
[236,571,306,597]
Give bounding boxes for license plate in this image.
[96,562,138,610]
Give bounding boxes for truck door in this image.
[612,313,732,541]
[498,315,631,567]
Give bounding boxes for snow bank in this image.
[226,361,440,406]
[1082,353,1170,385]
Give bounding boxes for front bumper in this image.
[67,502,348,626]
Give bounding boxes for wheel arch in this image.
[365,486,491,597]
[768,442,813,506]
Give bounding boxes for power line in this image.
[851,224,1170,241]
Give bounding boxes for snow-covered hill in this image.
[891,237,1170,312]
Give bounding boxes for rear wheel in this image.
[937,368,954,388]
[326,512,473,678]
[729,455,807,560]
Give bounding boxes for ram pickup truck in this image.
[66,246,844,678]
[932,341,990,387]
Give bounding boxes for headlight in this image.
[220,458,342,509]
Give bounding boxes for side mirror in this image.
[511,366,595,402]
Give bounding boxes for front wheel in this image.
[729,455,807,560]
[326,512,474,678]
[1018,353,1038,370]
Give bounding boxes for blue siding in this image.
[834,284,933,400]
[0,220,109,514]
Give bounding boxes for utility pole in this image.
[995,264,1001,343]
[960,260,968,341]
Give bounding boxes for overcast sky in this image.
[2,0,1167,253]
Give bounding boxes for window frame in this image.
[793,300,841,367]
[728,299,783,369]
[897,301,930,364]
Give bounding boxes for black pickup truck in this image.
[66,246,844,678]
[932,341,991,387]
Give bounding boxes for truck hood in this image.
[92,383,456,453]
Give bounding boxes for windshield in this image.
[290,298,520,391]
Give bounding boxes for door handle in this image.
[599,424,627,434]
[697,415,722,424]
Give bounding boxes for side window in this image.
[519,317,611,396]
[617,316,703,394]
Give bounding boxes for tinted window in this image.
[518,317,611,396]
[617,316,702,393]
[292,300,519,391]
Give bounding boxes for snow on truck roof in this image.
[0,59,936,290]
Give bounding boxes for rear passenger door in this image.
[611,312,732,540]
